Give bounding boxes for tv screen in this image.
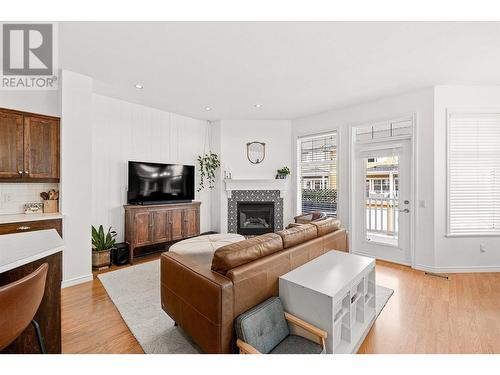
[127,161,195,204]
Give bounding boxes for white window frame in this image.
[296,130,340,218]
[446,108,500,237]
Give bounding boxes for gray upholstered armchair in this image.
[294,211,327,224]
[235,297,326,354]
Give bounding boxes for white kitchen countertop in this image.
[0,229,64,274]
[0,212,64,225]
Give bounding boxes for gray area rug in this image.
[98,260,393,354]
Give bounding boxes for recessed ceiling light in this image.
[205,106,212,111]
[135,84,143,89]
[254,103,262,108]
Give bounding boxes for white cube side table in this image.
[279,250,376,354]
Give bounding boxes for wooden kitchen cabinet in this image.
[0,110,23,179]
[0,108,60,182]
[124,202,201,263]
[0,219,62,237]
[23,115,60,180]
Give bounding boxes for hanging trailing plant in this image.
[197,151,220,191]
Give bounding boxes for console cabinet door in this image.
[183,207,200,238]
[169,209,184,241]
[0,111,24,179]
[23,116,60,180]
[134,211,152,246]
[152,210,170,243]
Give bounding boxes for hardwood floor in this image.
[61,258,500,354]
[61,255,159,354]
[358,261,500,353]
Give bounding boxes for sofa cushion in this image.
[311,218,340,237]
[211,233,283,274]
[276,224,317,249]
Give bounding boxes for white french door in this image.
[351,140,412,265]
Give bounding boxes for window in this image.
[448,112,500,235]
[382,179,390,193]
[297,132,337,217]
[355,118,413,142]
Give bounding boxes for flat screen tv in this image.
[127,161,195,205]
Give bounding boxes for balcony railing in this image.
[365,197,398,235]
[301,188,337,216]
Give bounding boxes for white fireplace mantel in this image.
[224,178,290,198]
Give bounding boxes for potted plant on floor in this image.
[276,166,290,179]
[91,225,117,270]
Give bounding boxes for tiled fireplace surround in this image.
[227,190,284,233]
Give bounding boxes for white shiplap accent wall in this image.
[91,94,212,242]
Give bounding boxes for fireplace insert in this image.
[237,202,275,235]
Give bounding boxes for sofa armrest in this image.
[161,252,235,353]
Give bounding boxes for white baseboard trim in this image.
[62,273,94,288]
[415,264,500,273]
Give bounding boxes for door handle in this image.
[398,208,410,213]
[17,226,31,230]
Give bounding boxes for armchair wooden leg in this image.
[31,320,46,354]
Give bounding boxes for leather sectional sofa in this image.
[160,218,348,353]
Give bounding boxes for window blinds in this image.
[448,112,500,235]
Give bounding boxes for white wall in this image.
[292,88,435,267]
[213,120,293,232]
[209,121,223,233]
[60,70,93,287]
[219,120,292,180]
[91,94,212,242]
[433,86,500,271]
[0,90,60,117]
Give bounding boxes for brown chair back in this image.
[294,212,327,224]
[0,263,48,350]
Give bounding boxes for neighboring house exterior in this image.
[365,156,399,199]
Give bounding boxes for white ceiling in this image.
[59,22,500,120]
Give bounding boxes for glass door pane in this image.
[364,154,399,246]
